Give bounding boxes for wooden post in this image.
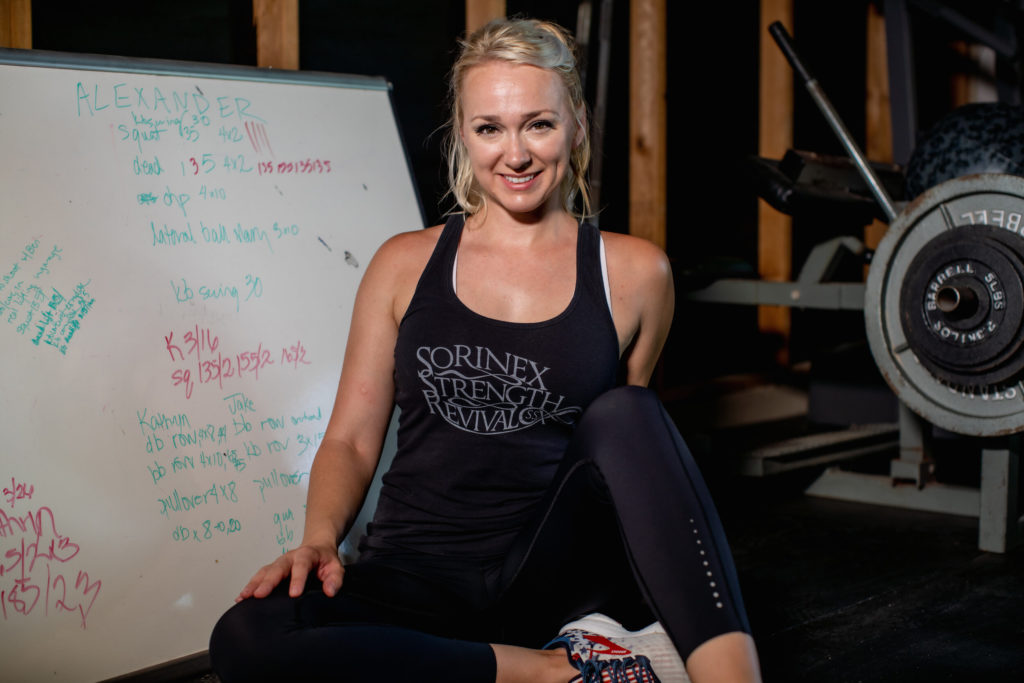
[253,0,298,70]
[0,0,31,49]
[466,0,505,34]
[865,1,892,253]
[758,0,794,357]
[951,41,997,106]
[629,0,666,249]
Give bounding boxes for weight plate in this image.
[866,173,1024,436]
[898,227,1024,385]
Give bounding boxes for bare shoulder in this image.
[360,224,443,288]
[370,224,444,273]
[600,230,672,290]
[360,224,444,323]
[598,231,674,384]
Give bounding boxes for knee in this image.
[579,385,659,428]
[209,600,280,683]
[575,386,689,473]
[577,385,669,447]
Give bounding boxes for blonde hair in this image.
[443,18,592,218]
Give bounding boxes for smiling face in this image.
[459,61,583,221]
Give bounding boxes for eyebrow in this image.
[469,109,563,123]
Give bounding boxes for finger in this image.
[250,560,288,599]
[319,560,344,597]
[237,567,270,601]
[288,551,313,597]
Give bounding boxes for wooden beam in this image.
[253,0,298,70]
[466,0,505,34]
[758,0,794,355]
[951,40,998,106]
[629,0,666,249]
[865,1,892,253]
[0,0,31,49]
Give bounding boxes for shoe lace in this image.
[578,655,661,683]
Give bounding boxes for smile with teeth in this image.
[504,173,536,184]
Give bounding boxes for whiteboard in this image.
[0,49,421,682]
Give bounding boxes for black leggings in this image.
[209,386,750,682]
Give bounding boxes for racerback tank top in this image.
[358,214,619,564]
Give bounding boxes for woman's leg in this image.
[210,385,758,682]
[209,562,497,682]
[497,386,757,667]
[493,644,579,683]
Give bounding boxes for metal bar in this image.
[806,467,981,518]
[891,403,934,487]
[741,424,899,477]
[749,441,899,477]
[979,443,1023,553]
[768,21,898,222]
[795,236,865,284]
[688,280,866,310]
[0,46,391,90]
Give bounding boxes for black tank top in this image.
[359,214,619,564]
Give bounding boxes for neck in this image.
[465,204,576,247]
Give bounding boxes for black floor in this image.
[170,414,1024,683]
[724,491,1024,682]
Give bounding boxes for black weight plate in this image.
[901,230,1010,363]
[901,227,1024,385]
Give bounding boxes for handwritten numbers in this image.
[190,153,215,175]
[172,518,241,544]
[282,340,311,369]
[244,274,263,303]
[198,184,226,200]
[0,502,101,628]
[217,125,243,143]
[3,478,34,508]
[256,158,332,176]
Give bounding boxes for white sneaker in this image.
[546,613,689,682]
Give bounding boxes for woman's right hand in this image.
[235,542,344,602]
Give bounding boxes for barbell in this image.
[769,21,1024,437]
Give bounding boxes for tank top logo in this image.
[416,344,582,435]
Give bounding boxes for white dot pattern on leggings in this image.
[690,517,723,609]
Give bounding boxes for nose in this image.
[504,132,530,171]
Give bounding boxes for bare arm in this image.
[237,230,435,600]
[604,232,675,387]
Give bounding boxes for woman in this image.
[211,18,761,683]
